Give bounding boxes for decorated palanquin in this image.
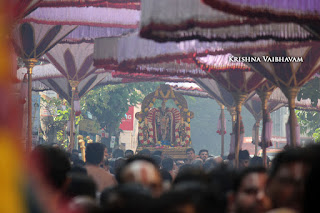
[136,85,194,153]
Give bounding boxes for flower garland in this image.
[138,120,154,146]
[175,121,191,146]
[138,86,192,147]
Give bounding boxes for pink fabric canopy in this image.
[22,6,140,28]
[12,22,76,59]
[39,0,140,10]
[202,0,320,24]
[139,0,316,42]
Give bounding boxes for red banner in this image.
[119,106,134,131]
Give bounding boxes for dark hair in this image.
[269,148,306,179]
[203,157,217,172]
[65,174,97,199]
[249,156,263,167]
[174,166,208,186]
[233,167,266,193]
[162,158,174,171]
[151,155,162,168]
[160,169,173,182]
[70,165,87,175]
[186,148,195,154]
[199,149,208,155]
[239,150,250,161]
[113,149,124,158]
[100,183,153,213]
[152,150,163,156]
[138,149,151,157]
[125,150,134,157]
[31,146,71,189]
[86,143,105,165]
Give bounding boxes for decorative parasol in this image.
[7,0,43,23]
[140,0,317,43]
[201,0,320,25]
[23,6,140,28]
[195,77,236,157]
[45,42,98,150]
[244,89,285,161]
[139,0,320,158]
[194,55,266,167]
[243,43,320,147]
[39,0,140,10]
[11,22,76,151]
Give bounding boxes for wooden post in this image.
[69,80,79,151]
[283,87,299,147]
[24,58,37,152]
[234,94,247,169]
[220,104,225,157]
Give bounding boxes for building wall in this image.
[119,104,141,152]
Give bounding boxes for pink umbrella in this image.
[45,42,99,150]
[140,0,316,42]
[241,43,320,147]
[8,0,43,23]
[202,0,320,25]
[39,0,140,9]
[12,22,76,151]
[194,55,266,167]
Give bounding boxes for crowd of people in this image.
[27,143,320,213]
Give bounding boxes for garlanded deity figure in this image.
[175,117,191,147]
[155,101,173,146]
[138,118,153,145]
[78,135,86,162]
[86,136,93,144]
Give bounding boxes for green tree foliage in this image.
[296,110,320,137]
[80,82,160,137]
[296,77,320,140]
[40,97,82,144]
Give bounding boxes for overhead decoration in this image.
[11,22,76,151]
[23,6,140,28]
[93,33,251,78]
[202,0,320,25]
[39,0,140,10]
[243,43,320,147]
[62,26,134,44]
[139,0,317,43]
[7,0,42,23]
[45,42,100,150]
[244,92,285,156]
[194,54,266,167]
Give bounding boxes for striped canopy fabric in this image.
[23,6,140,28]
[139,0,317,43]
[244,95,285,122]
[194,77,236,109]
[39,0,140,9]
[12,22,76,59]
[40,72,108,103]
[8,0,42,22]
[46,43,97,83]
[94,33,217,68]
[244,43,320,90]
[194,55,266,96]
[202,0,320,24]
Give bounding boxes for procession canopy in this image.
[135,85,194,156]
